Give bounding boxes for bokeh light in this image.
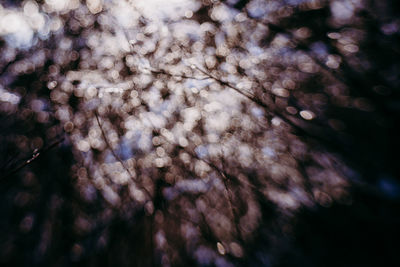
[1,0,400,266]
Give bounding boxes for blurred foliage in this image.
[1,0,400,266]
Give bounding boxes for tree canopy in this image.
[1,0,399,266]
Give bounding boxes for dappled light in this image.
[1,0,400,266]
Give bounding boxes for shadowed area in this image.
[1,0,400,266]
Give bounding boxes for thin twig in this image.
[94,111,152,198]
[1,137,65,180]
[149,69,210,80]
